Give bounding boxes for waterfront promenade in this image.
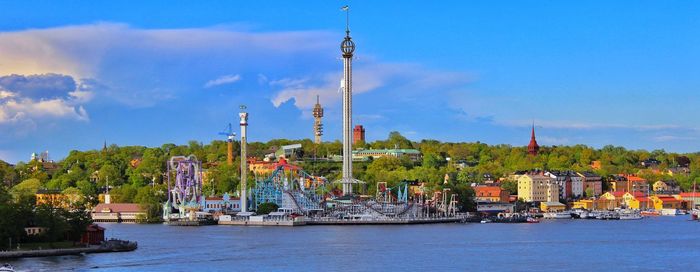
[6,216,699,271]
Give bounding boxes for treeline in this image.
[1,132,699,214]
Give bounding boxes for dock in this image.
[0,240,137,259]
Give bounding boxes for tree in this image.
[256,202,279,214]
[10,178,41,200]
[134,185,165,223]
[63,203,92,244]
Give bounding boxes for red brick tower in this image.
[528,124,539,156]
[353,125,365,145]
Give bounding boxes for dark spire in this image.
[528,123,539,156]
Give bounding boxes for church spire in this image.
[528,123,539,156]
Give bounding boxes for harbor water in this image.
[7,216,700,271]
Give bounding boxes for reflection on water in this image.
[8,216,700,271]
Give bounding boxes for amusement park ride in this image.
[161,6,463,225]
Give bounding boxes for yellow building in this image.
[571,198,617,210]
[517,174,558,203]
[652,180,681,194]
[628,197,651,210]
[649,195,685,211]
[540,201,566,212]
[36,189,81,208]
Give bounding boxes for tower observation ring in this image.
[341,36,355,56]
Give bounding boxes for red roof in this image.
[93,203,143,213]
[680,192,700,197]
[612,191,626,197]
[474,186,503,197]
[86,224,105,231]
[635,197,650,202]
[657,197,680,202]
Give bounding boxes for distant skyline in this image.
[1,1,699,163]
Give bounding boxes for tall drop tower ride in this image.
[239,105,249,212]
[338,6,362,195]
[312,95,324,144]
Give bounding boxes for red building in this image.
[528,124,539,156]
[353,125,365,144]
[81,224,105,245]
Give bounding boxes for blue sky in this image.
[1,1,699,163]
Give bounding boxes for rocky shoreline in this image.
[0,240,137,259]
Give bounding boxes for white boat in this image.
[619,211,643,220]
[543,212,571,219]
[661,209,682,216]
[0,263,15,272]
[480,218,492,224]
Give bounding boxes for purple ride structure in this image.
[162,155,204,222]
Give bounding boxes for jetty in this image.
[0,240,137,259]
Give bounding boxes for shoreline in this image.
[0,240,137,259]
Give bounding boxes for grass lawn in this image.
[15,241,85,251]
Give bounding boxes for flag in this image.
[341,5,349,11]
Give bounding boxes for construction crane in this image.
[219,123,236,165]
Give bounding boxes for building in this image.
[540,201,566,212]
[545,170,583,200]
[201,193,241,213]
[353,125,365,145]
[628,197,651,210]
[649,195,685,211]
[571,198,612,211]
[274,144,303,160]
[610,174,649,194]
[24,227,48,236]
[312,95,324,144]
[81,224,105,245]
[653,180,681,194]
[679,192,700,209]
[91,203,147,222]
[577,172,602,197]
[473,186,509,203]
[476,202,515,213]
[517,174,558,203]
[352,149,422,162]
[36,189,81,208]
[666,167,690,177]
[527,124,539,156]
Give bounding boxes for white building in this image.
[201,192,241,213]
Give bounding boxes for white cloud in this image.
[0,74,93,125]
[270,62,472,111]
[204,74,241,88]
[0,97,89,123]
[0,23,335,107]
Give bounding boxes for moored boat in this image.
[0,263,15,272]
[661,209,682,216]
[526,217,540,223]
[619,210,643,220]
[640,210,660,216]
[543,212,572,219]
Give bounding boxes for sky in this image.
[0,1,699,163]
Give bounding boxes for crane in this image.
[219,123,236,165]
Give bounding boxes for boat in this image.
[480,218,492,224]
[690,209,699,220]
[596,211,620,220]
[543,212,571,219]
[0,263,15,272]
[619,210,643,220]
[640,210,660,216]
[661,209,682,216]
[526,217,540,223]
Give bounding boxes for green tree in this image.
[256,202,279,214]
[10,178,42,200]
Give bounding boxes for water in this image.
[7,216,700,271]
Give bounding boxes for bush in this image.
[256,202,279,215]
